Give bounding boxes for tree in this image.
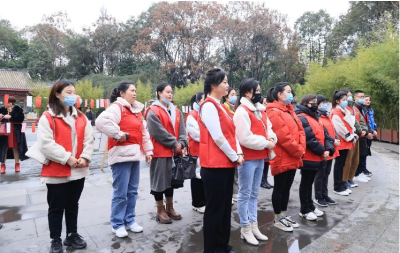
[173,79,204,109]
[0,19,29,69]
[74,80,104,101]
[135,79,153,104]
[295,10,333,65]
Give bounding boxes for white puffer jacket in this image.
[95,97,153,166]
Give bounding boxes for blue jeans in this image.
[238,159,264,227]
[110,161,140,229]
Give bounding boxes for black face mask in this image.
[251,93,262,104]
[309,103,318,112]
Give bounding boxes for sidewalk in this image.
[0,142,398,253]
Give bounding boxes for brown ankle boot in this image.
[166,197,182,220]
[15,163,20,173]
[0,164,5,174]
[156,201,172,224]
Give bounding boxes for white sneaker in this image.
[346,188,352,194]
[112,227,128,237]
[232,194,238,202]
[299,212,317,221]
[361,174,371,181]
[313,208,324,217]
[354,175,368,183]
[274,218,293,232]
[192,206,205,214]
[125,222,143,233]
[333,190,349,196]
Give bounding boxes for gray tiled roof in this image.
[0,69,46,91]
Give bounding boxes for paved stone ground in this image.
[0,135,398,253]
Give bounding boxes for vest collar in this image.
[116,97,144,113]
[240,97,266,112]
[153,100,177,130]
[48,107,78,118]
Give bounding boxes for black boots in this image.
[260,163,273,189]
[63,233,87,249]
[49,238,62,253]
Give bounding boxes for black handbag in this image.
[172,154,198,181]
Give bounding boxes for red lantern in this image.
[104,99,108,108]
[85,99,88,107]
[90,99,94,108]
[76,97,81,108]
[35,97,42,107]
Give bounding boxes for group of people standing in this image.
[26,66,377,253]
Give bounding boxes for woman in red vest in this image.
[186,91,206,214]
[95,81,154,238]
[35,80,94,253]
[233,78,276,245]
[330,91,358,196]
[265,83,306,232]
[295,94,333,221]
[200,68,244,253]
[313,95,341,207]
[146,83,188,224]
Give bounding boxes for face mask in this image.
[320,103,328,111]
[229,96,237,104]
[251,93,262,104]
[358,99,364,105]
[284,93,294,104]
[193,102,200,111]
[62,95,76,106]
[161,98,170,105]
[340,100,348,109]
[309,103,318,112]
[347,96,353,102]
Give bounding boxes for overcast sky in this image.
[1,0,350,32]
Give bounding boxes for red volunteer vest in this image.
[347,106,360,123]
[186,110,200,157]
[108,103,144,153]
[199,97,237,168]
[41,112,87,177]
[330,108,355,150]
[239,105,270,160]
[298,113,325,162]
[149,105,181,158]
[319,115,339,160]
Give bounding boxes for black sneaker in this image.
[324,196,337,205]
[363,169,372,177]
[313,198,328,207]
[63,233,87,249]
[50,238,63,253]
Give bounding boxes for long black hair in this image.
[236,78,259,107]
[204,68,227,98]
[189,91,204,110]
[110,81,134,103]
[300,94,317,106]
[266,82,290,102]
[332,90,348,107]
[156,82,172,99]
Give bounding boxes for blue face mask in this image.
[340,100,348,109]
[358,99,364,105]
[284,93,293,104]
[229,96,237,104]
[320,103,328,111]
[161,98,170,105]
[62,95,76,107]
[347,96,353,102]
[193,102,200,111]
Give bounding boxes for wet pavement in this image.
[0,138,398,253]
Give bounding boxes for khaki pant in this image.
[342,139,360,181]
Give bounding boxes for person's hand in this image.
[373,131,378,137]
[146,155,152,164]
[76,158,88,168]
[334,139,341,147]
[236,155,245,166]
[3,115,11,120]
[175,143,183,153]
[353,138,357,144]
[183,148,188,156]
[67,156,78,167]
[267,141,275,150]
[367,133,373,139]
[323,151,329,159]
[361,130,366,136]
[118,133,127,142]
[300,152,305,158]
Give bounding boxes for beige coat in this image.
[35,106,94,184]
[95,97,153,166]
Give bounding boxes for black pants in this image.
[299,169,318,214]
[333,149,349,191]
[152,188,174,201]
[201,167,234,253]
[272,169,296,214]
[355,155,367,176]
[191,178,206,208]
[46,178,85,239]
[314,160,333,200]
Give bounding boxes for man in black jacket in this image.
[85,108,95,126]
